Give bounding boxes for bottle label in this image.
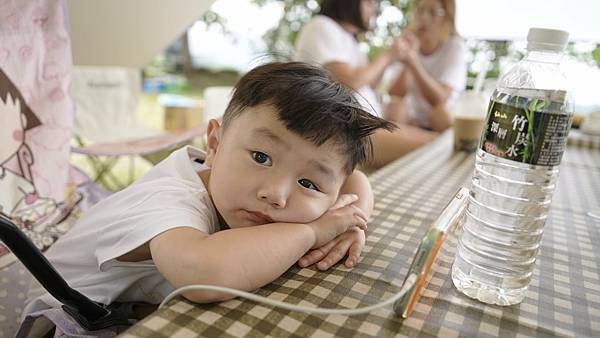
[480,99,572,166]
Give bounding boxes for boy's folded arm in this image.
[340,169,374,219]
[297,170,372,270]
[150,223,316,303]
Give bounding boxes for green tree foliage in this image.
[252,0,413,58]
[593,46,600,67]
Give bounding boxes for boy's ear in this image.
[204,119,222,167]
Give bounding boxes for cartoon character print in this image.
[0,69,59,227]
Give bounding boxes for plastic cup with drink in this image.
[452,57,489,152]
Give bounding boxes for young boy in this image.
[23,62,394,322]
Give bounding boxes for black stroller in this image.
[0,214,140,331]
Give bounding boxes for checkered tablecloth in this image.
[122,130,600,338]
[567,129,600,150]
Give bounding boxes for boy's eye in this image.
[252,151,272,166]
[298,178,319,191]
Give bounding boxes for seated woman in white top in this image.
[387,0,468,132]
[295,0,439,168]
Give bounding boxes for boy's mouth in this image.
[244,210,274,224]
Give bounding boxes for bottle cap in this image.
[527,28,569,52]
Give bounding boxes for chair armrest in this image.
[71,124,207,157]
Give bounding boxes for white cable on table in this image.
[159,274,417,316]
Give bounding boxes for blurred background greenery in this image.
[146,0,600,94]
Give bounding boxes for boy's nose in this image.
[257,183,288,209]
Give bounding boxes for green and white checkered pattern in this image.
[123,131,600,338]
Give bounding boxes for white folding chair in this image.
[71,66,206,191]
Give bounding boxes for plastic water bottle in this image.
[452,28,574,306]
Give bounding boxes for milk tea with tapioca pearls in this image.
[453,115,485,152]
[452,92,488,152]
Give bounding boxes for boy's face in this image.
[202,105,349,228]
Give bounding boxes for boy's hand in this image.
[307,194,367,250]
[298,227,365,270]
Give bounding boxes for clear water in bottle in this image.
[451,28,574,306]
[452,88,573,305]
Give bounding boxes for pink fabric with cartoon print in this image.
[0,0,74,234]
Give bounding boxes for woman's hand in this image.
[396,31,419,66]
[389,37,406,61]
[298,226,366,270]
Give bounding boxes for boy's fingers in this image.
[331,205,367,231]
[355,214,368,229]
[349,205,368,229]
[350,204,367,220]
[345,241,364,268]
[312,203,367,247]
[317,239,353,271]
[299,239,337,267]
[331,194,358,210]
[354,218,367,231]
[298,249,325,268]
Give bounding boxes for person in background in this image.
[295,0,439,169]
[387,0,467,133]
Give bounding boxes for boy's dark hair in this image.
[222,62,394,174]
[319,0,374,32]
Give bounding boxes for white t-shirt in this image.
[294,15,382,116]
[397,35,467,129]
[23,146,220,317]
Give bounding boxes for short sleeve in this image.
[436,36,468,92]
[295,16,355,65]
[94,178,218,270]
